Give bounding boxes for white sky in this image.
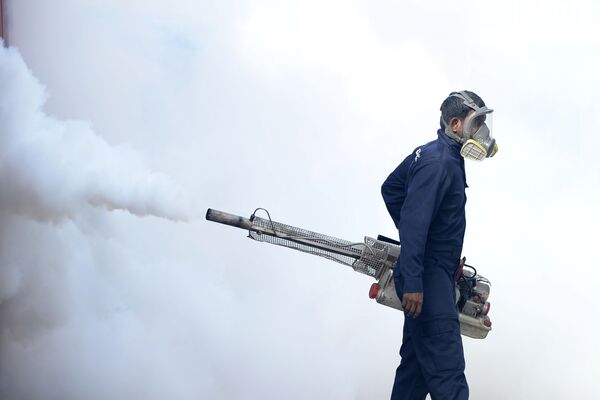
[2,0,600,399]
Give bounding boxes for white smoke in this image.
[0,42,196,399]
[0,43,192,222]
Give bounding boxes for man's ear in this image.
[449,117,462,134]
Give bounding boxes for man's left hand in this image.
[402,292,424,318]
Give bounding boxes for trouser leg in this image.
[392,255,469,400]
[390,320,428,400]
[413,318,469,400]
[412,256,468,399]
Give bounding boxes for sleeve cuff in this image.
[403,277,423,293]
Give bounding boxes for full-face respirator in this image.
[442,91,498,161]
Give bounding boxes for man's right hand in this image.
[402,292,424,318]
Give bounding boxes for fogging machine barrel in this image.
[205,208,361,261]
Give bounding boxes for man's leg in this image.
[391,319,428,400]
[413,318,469,400]
[410,257,469,400]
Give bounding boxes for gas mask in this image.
[442,91,498,161]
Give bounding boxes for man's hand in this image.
[402,292,424,318]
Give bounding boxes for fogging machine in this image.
[206,208,492,339]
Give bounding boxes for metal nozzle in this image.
[205,208,253,230]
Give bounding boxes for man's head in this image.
[440,90,486,138]
[440,90,498,161]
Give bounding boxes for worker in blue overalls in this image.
[382,91,498,399]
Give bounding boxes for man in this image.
[381,91,497,400]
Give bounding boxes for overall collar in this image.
[437,129,467,186]
[437,129,462,153]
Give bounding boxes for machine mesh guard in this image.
[249,216,360,266]
[249,216,387,277]
[353,236,389,277]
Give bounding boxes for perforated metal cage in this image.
[353,236,391,277]
[249,216,391,278]
[249,216,359,263]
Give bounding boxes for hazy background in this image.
[1,1,599,399]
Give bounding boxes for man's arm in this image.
[381,154,412,229]
[397,159,449,316]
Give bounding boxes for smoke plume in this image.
[0,42,192,222]
[0,42,193,399]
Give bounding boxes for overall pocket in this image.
[418,318,465,373]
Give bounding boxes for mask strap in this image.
[449,91,480,111]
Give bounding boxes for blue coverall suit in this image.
[382,130,469,400]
